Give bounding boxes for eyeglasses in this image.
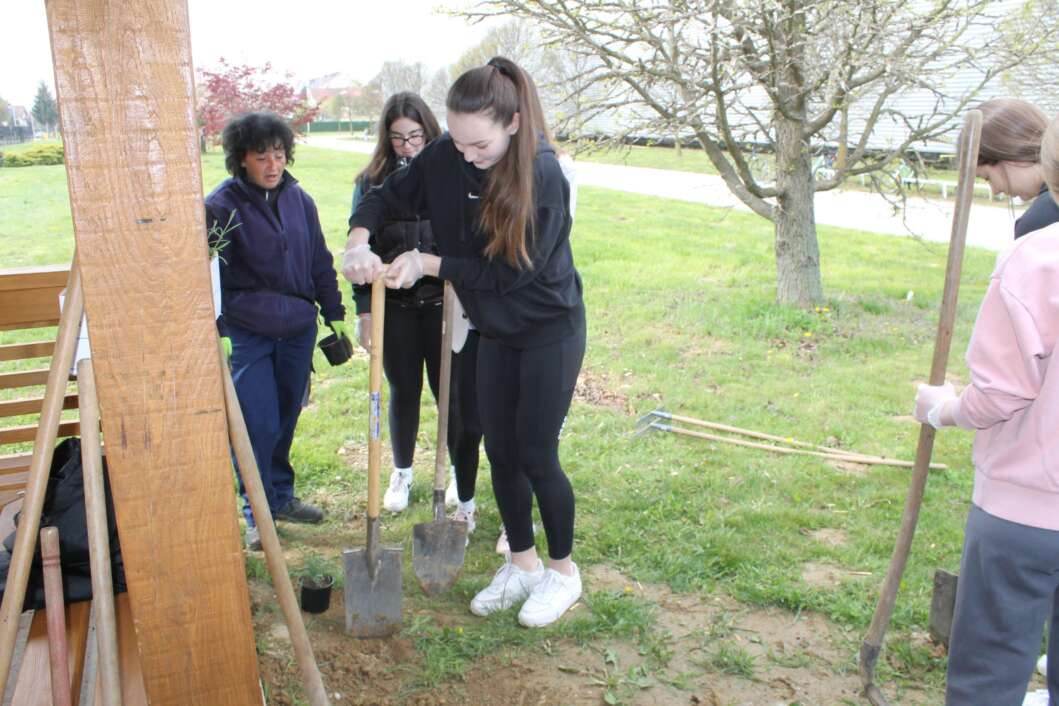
[389,131,424,147]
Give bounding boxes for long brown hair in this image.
[447,57,549,268]
[976,98,1048,166]
[1041,115,1059,202]
[358,92,441,187]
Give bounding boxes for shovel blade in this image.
[343,547,403,637]
[412,519,468,597]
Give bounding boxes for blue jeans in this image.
[228,322,316,526]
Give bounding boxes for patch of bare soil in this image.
[253,563,925,705]
[454,565,872,706]
[826,458,872,476]
[575,368,630,412]
[801,562,873,590]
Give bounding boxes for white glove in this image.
[356,314,371,351]
[451,294,470,353]
[914,383,957,429]
[342,243,383,285]
[386,249,424,289]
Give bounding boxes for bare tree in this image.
[465,0,1052,305]
[1001,0,1059,113]
[423,67,451,120]
[374,60,430,100]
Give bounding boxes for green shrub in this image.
[2,144,64,167]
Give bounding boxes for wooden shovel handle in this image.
[76,359,122,706]
[859,109,983,704]
[41,527,72,706]
[367,277,386,520]
[220,345,330,706]
[433,283,456,495]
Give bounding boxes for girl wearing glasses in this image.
[344,57,584,628]
[349,92,470,516]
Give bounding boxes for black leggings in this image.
[451,331,482,502]
[382,301,479,483]
[478,322,586,560]
[382,302,442,468]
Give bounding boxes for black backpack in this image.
[0,438,126,611]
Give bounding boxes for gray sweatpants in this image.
[946,505,1059,706]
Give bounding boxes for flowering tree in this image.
[196,58,318,144]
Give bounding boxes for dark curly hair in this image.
[221,112,295,177]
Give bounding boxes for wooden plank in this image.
[11,602,92,706]
[0,290,62,332]
[94,593,149,706]
[0,370,50,391]
[0,421,80,446]
[0,342,55,363]
[0,453,32,476]
[0,266,70,292]
[0,473,29,493]
[0,394,78,419]
[45,2,262,704]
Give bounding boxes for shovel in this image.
[859,109,982,705]
[413,282,468,596]
[344,277,403,637]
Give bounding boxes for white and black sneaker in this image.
[382,469,412,513]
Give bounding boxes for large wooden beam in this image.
[44,1,261,703]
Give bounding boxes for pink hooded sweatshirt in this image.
[954,222,1059,531]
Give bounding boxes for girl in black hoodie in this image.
[343,57,585,628]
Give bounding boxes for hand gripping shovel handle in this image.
[220,344,331,706]
[432,283,456,522]
[859,109,982,705]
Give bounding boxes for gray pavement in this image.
[307,133,1021,252]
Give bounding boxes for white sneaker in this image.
[1037,653,1047,676]
[1022,689,1049,706]
[383,469,412,513]
[518,563,582,628]
[469,559,544,616]
[444,468,459,510]
[449,506,476,534]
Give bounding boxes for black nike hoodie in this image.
[349,134,584,348]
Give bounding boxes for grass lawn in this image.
[0,142,1016,704]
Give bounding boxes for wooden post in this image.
[44,1,262,703]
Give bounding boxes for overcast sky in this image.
[1,1,497,108]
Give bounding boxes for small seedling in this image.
[207,209,240,263]
[300,552,335,589]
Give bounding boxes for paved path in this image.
[307,133,1020,252]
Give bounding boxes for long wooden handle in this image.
[367,278,386,521]
[41,527,72,706]
[220,345,330,706]
[0,261,82,697]
[433,283,456,499]
[860,109,982,704]
[76,359,121,706]
[655,411,946,470]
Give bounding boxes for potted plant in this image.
[299,552,335,615]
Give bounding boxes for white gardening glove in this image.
[356,314,371,351]
[342,243,383,285]
[386,249,424,289]
[914,383,957,429]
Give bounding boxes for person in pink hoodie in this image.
[914,115,1059,706]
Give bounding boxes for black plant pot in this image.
[318,332,353,366]
[300,576,334,614]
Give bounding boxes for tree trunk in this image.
[773,116,823,306]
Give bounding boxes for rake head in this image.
[633,410,667,437]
